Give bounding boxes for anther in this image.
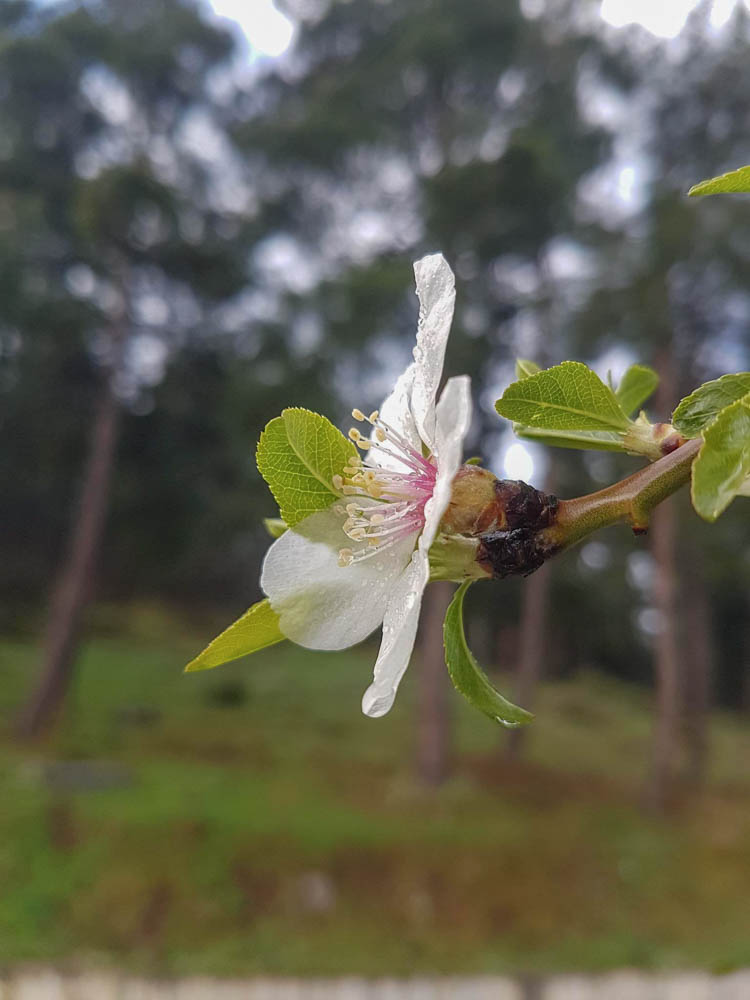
[332,474,344,491]
[375,427,387,442]
[369,410,379,422]
[370,513,385,525]
[338,548,354,567]
[348,428,361,442]
[352,408,365,421]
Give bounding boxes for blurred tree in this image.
[0,0,254,736]
[570,4,750,802]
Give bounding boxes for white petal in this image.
[361,547,429,717]
[261,505,417,650]
[410,254,456,450]
[421,374,472,551]
[361,374,471,717]
[368,364,420,471]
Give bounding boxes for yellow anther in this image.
[345,503,359,515]
[363,469,377,484]
[338,548,354,567]
[349,527,366,540]
[351,408,365,421]
[368,410,379,423]
[332,474,344,491]
[348,428,361,442]
[342,486,358,495]
[356,439,371,450]
[369,513,385,525]
[375,427,387,442]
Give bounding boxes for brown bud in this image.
[442,466,560,579]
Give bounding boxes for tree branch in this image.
[541,437,701,554]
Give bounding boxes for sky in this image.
[212,0,750,55]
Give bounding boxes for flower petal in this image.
[410,254,456,450]
[368,364,420,471]
[261,505,418,650]
[361,548,429,717]
[421,374,472,550]
[361,375,472,718]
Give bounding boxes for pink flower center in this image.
[333,409,436,567]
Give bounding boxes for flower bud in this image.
[441,463,560,579]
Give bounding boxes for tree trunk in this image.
[416,581,455,787]
[681,552,713,787]
[505,561,552,762]
[16,379,121,740]
[645,495,681,811]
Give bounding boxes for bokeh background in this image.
[1,0,750,982]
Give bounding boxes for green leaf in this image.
[263,517,288,538]
[691,393,750,521]
[443,581,533,728]
[515,358,541,380]
[185,599,284,672]
[496,361,631,433]
[672,373,750,438]
[515,425,628,452]
[256,408,357,527]
[615,364,659,416]
[688,165,750,197]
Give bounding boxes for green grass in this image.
[1,607,750,976]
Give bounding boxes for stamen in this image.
[336,401,438,568]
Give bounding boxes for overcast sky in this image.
[212,0,750,56]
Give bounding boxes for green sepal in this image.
[673,373,750,438]
[615,364,659,416]
[496,361,631,433]
[264,517,288,538]
[185,599,284,672]
[256,408,357,527]
[691,392,750,522]
[688,165,750,197]
[443,581,533,728]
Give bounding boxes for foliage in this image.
[443,582,533,727]
[185,599,283,672]
[256,409,356,527]
[689,165,750,196]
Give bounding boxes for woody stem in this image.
[540,437,701,554]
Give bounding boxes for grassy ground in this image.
[1,606,750,977]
